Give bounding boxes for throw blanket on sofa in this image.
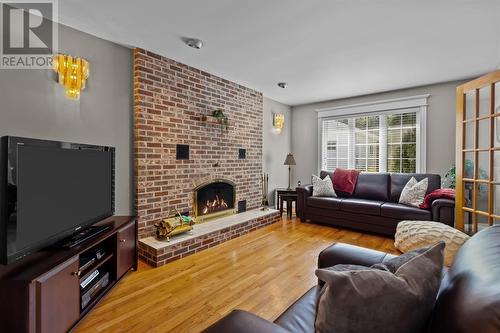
[332,168,360,195]
[419,188,455,210]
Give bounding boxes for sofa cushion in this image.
[352,173,391,201]
[381,202,431,220]
[307,196,342,210]
[274,286,320,333]
[390,173,440,203]
[341,198,384,216]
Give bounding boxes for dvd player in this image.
[81,272,110,309]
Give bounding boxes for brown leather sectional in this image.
[203,225,500,333]
[296,171,455,236]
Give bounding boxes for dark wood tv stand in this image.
[0,216,137,333]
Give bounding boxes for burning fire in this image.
[202,195,229,215]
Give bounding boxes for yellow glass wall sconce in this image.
[52,54,90,100]
[273,113,285,132]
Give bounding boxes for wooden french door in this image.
[456,70,500,234]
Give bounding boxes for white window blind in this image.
[320,110,421,173]
[322,118,350,170]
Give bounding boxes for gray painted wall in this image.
[263,97,291,206]
[291,80,469,185]
[0,24,134,215]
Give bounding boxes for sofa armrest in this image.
[317,243,395,285]
[296,185,313,221]
[297,184,313,196]
[202,310,290,333]
[431,198,455,227]
[318,243,393,268]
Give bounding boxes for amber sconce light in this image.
[52,54,89,100]
[273,113,284,132]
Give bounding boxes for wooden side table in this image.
[276,188,298,218]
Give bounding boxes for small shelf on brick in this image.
[200,115,230,129]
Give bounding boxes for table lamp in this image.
[283,153,296,190]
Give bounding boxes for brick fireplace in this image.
[134,48,264,239]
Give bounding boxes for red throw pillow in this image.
[332,168,360,195]
[419,188,455,210]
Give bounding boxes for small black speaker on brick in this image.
[238,200,247,213]
[238,148,246,159]
[176,144,189,160]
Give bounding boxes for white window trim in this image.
[317,94,429,174]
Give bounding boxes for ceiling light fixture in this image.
[277,82,287,89]
[183,37,203,49]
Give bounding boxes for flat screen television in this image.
[0,136,115,264]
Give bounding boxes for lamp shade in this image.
[283,153,296,166]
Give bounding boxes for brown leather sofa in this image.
[296,171,455,236]
[203,225,500,333]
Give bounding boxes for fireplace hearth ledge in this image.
[138,209,281,267]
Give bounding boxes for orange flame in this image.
[201,195,229,215]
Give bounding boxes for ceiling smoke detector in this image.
[277,82,288,89]
[184,38,203,49]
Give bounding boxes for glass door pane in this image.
[493,185,500,216]
[464,121,475,150]
[463,211,473,235]
[494,117,500,148]
[495,83,500,115]
[479,85,491,117]
[465,90,476,120]
[463,181,474,209]
[464,152,474,178]
[476,183,489,213]
[478,119,490,148]
[477,151,489,180]
[477,213,490,232]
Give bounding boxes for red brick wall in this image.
[134,48,263,238]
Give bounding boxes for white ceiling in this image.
[58,0,500,106]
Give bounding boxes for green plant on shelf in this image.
[211,109,229,133]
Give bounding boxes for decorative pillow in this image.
[399,177,428,207]
[395,220,470,266]
[315,242,445,333]
[312,175,337,197]
[332,168,360,195]
[419,188,455,210]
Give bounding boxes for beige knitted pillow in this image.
[394,221,470,266]
[399,177,428,207]
[312,174,337,197]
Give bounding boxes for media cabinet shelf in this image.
[0,216,137,333]
[79,252,114,283]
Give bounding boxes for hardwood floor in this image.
[75,217,398,333]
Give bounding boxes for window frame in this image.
[317,94,429,174]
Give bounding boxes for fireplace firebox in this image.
[193,179,236,222]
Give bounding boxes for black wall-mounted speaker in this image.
[176,144,189,160]
[238,148,246,159]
